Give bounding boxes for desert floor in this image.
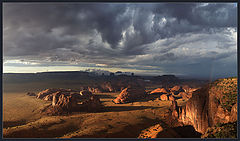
[3,89,190,138]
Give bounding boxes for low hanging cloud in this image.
[3,3,237,79]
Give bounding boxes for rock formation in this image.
[230,103,237,122]
[170,86,184,95]
[112,85,146,104]
[81,95,102,112]
[160,94,169,101]
[138,124,164,138]
[178,87,209,134]
[86,78,146,94]
[43,94,102,115]
[149,85,194,101]
[169,77,237,134]
[182,85,190,93]
[36,88,78,100]
[189,88,198,93]
[169,100,179,119]
[43,93,78,115]
[34,88,103,115]
[43,95,52,101]
[150,88,168,95]
[35,88,82,103]
[88,86,103,93]
[26,92,36,96]
[168,95,176,101]
[178,92,190,100]
[101,81,117,92]
[80,90,92,97]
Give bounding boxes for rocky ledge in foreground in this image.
[169,77,237,138]
[27,88,103,116]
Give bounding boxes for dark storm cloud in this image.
[158,3,237,27]
[3,3,237,78]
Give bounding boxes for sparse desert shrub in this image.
[203,121,237,138]
[214,122,237,138]
[221,91,237,112]
[213,77,237,112]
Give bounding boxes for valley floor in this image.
[3,92,189,138]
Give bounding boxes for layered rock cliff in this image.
[171,77,237,134]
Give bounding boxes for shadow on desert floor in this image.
[3,120,27,128]
[101,106,160,112]
[157,125,202,138]
[95,94,117,99]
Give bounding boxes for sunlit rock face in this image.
[113,85,146,104]
[30,88,102,115]
[149,85,195,102]
[170,86,184,93]
[160,94,170,101]
[36,88,80,100]
[178,87,209,134]
[79,90,92,97]
[150,88,169,95]
[230,103,237,122]
[88,86,104,93]
[169,95,176,101]
[170,77,237,134]
[45,94,102,116]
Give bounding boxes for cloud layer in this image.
[3,3,237,79]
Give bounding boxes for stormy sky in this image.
[3,3,237,79]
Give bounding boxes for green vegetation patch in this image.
[204,121,237,138]
[213,77,237,112]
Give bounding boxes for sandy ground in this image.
[3,93,51,126]
[3,91,188,138]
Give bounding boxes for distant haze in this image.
[3,3,237,80]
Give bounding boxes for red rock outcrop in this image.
[170,86,184,93]
[189,88,198,93]
[26,92,37,96]
[26,92,36,96]
[169,77,237,134]
[43,95,52,101]
[36,88,103,115]
[43,93,102,115]
[37,88,56,99]
[36,88,82,102]
[112,85,146,104]
[88,86,103,93]
[230,103,237,122]
[148,86,196,101]
[214,106,231,124]
[169,95,176,101]
[44,94,79,115]
[101,82,117,92]
[182,85,191,93]
[160,94,169,101]
[81,95,102,112]
[52,91,65,106]
[170,100,179,119]
[36,88,73,100]
[182,86,198,93]
[150,88,169,95]
[79,90,92,98]
[179,92,191,100]
[178,87,209,134]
